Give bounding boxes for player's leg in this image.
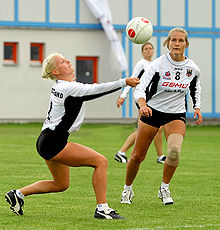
[6,142,123,219]
[154,126,163,156]
[158,120,185,205]
[114,131,136,163]
[5,160,70,215]
[52,142,124,219]
[49,142,108,204]
[120,131,136,153]
[51,142,124,219]
[163,120,185,182]
[115,111,141,163]
[6,143,105,213]
[121,120,158,204]
[154,126,166,163]
[20,161,70,196]
[126,121,158,185]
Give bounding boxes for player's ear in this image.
[185,42,189,48]
[51,69,59,75]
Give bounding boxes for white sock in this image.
[97,203,109,211]
[161,181,169,189]
[118,151,126,156]
[16,190,25,199]
[124,184,132,190]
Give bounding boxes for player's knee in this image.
[166,145,180,166]
[56,181,70,192]
[102,156,108,168]
[98,155,108,169]
[131,152,145,164]
[166,134,183,166]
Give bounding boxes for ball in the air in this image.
[126,17,153,44]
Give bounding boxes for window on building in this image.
[4,42,17,64]
[76,57,98,83]
[30,43,44,64]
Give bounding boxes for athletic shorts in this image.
[36,128,69,160]
[140,107,186,128]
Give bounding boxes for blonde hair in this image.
[163,27,189,49]
[41,53,62,80]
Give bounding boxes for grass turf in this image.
[0,123,220,229]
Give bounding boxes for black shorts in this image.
[140,107,186,128]
[36,128,69,160]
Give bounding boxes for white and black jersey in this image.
[120,58,151,98]
[42,78,126,133]
[134,53,201,113]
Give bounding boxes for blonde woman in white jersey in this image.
[5,53,140,219]
[115,42,166,164]
[120,27,203,205]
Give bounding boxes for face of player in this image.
[142,44,154,61]
[53,55,76,81]
[169,31,188,61]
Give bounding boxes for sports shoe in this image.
[158,187,173,205]
[157,156,166,164]
[114,152,127,163]
[5,190,24,215]
[94,208,125,219]
[121,189,134,204]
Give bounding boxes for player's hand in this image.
[138,98,152,117]
[116,97,125,108]
[126,78,140,87]
[194,108,203,125]
[140,105,152,117]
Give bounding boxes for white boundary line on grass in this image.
[129,223,220,229]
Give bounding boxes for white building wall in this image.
[161,0,185,27]
[187,38,213,113]
[215,39,220,113]
[0,0,14,21]
[133,0,157,26]
[188,0,212,27]
[108,0,129,24]
[19,0,46,22]
[0,28,123,120]
[50,0,76,23]
[216,1,220,27]
[80,0,97,24]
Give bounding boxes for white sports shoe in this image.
[94,207,125,219]
[157,156,166,164]
[158,187,173,205]
[121,189,134,204]
[114,152,127,163]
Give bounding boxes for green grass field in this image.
[0,123,220,230]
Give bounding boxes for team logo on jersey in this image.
[163,71,171,80]
[186,69,192,77]
[162,82,189,89]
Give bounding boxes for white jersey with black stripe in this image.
[120,58,151,98]
[134,53,201,113]
[42,78,126,133]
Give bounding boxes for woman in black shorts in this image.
[5,53,139,219]
[120,27,203,206]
